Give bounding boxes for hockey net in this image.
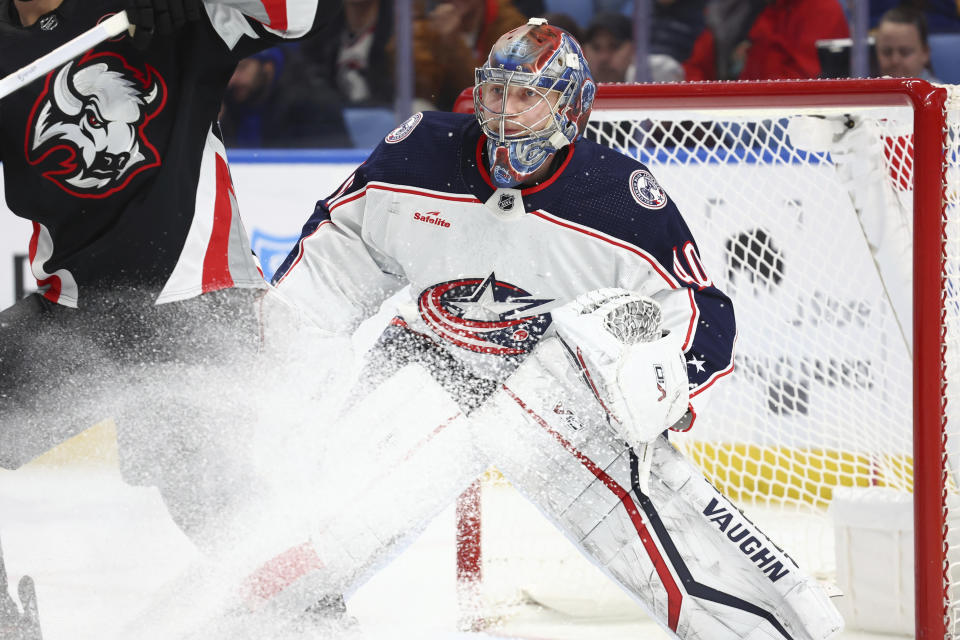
[455,79,960,637]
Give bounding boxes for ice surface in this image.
[0,465,652,640]
[0,461,907,640]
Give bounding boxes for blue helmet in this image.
[474,18,596,188]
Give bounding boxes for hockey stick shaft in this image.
[0,11,131,100]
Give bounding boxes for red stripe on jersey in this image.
[27,222,39,265]
[366,183,481,204]
[327,183,478,216]
[38,275,62,304]
[329,173,356,203]
[29,222,62,304]
[682,288,698,351]
[690,358,735,398]
[502,384,684,631]
[259,0,288,31]
[531,209,707,372]
[272,220,332,286]
[327,188,367,213]
[689,329,737,398]
[202,155,236,293]
[275,175,469,285]
[520,144,575,195]
[529,210,678,287]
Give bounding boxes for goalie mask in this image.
[474,19,596,188]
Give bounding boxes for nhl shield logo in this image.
[498,193,515,211]
[39,14,58,30]
[629,169,668,210]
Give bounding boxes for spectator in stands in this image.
[683,0,767,81]
[592,0,706,66]
[299,0,525,113]
[737,0,850,80]
[874,5,939,82]
[299,0,394,107]
[427,0,528,67]
[583,12,634,82]
[582,11,684,82]
[397,0,529,110]
[220,47,352,147]
[650,0,706,66]
[870,0,960,34]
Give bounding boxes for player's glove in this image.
[0,537,42,640]
[551,288,690,448]
[125,0,204,49]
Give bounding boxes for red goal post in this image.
[454,78,958,638]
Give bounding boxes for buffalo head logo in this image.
[26,51,167,198]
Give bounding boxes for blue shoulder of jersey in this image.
[530,137,686,263]
[358,111,477,193]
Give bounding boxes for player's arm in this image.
[655,215,737,405]
[552,202,736,447]
[257,155,405,395]
[269,160,405,337]
[124,0,323,51]
[200,0,322,44]
[613,198,737,418]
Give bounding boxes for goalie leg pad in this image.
[124,362,489,640]
[475,339,843,640]
[255,361,490,607]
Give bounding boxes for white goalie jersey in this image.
[271,110,737,419]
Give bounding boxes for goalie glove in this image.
[551,288,690,449]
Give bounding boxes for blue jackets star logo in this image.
[418,273,553,355]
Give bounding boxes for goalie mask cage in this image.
[454,79,960,638]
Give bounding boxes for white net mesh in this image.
[465,82,960,636]
[586,104,917,578]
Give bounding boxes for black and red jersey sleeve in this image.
[204,0,327,59]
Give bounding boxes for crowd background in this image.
[218,0,960,149]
